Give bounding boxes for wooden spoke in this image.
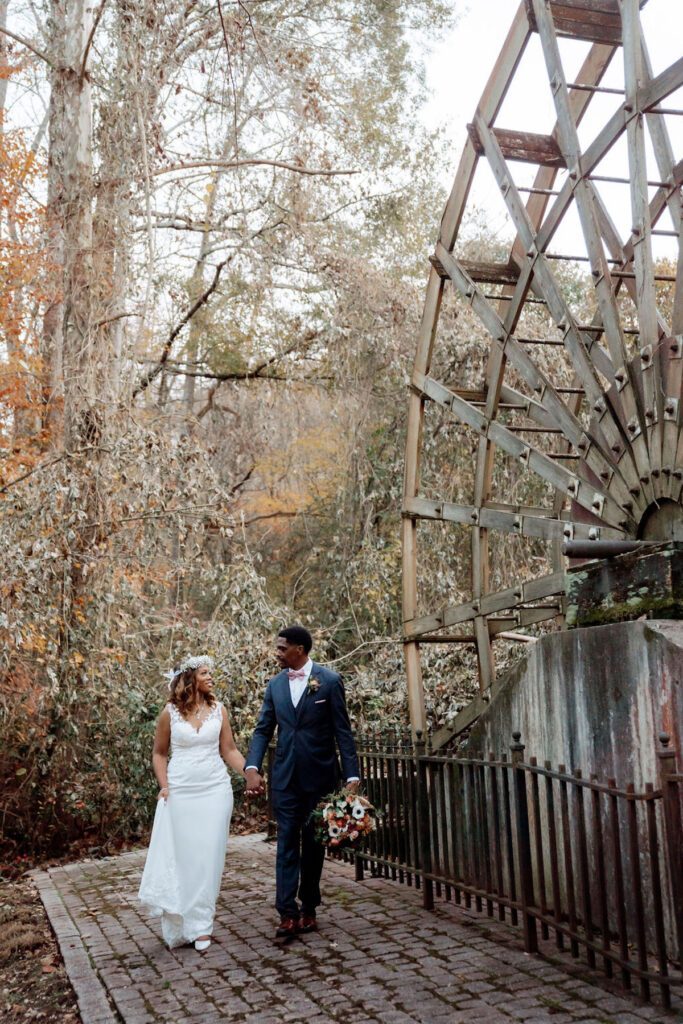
[404,496,624,543]
[433,247,641,515]
[405,571,567,639]
[401,1,682,735]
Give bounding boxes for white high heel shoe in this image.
[194,937,211,951]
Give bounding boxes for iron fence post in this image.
[415,730,434,910]
[511,732,538,954]
[657,732,683,967]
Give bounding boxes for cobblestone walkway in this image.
[33,835,678,1024]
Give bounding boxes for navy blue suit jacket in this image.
[246,664,359,794]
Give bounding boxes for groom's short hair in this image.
[278,625,312,654]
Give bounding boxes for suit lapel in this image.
[274,670,297,725]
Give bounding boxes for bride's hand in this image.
[158,787,169,802]
[244,768,265,797]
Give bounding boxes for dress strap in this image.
[166,702,182,723]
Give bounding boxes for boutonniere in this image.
[306,676,321,696]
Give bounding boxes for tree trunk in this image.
[45,0,97,450]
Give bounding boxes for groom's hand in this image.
[244,768,265,796]
[345,780,360,795]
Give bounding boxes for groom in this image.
[244,626,360,941]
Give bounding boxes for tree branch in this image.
[74,503,224,531]
[241,509,329,526]
[79,0,109,84]
[131,257,230,399]
[131,217,286,400]
[229,465,254,495]
[152,158,359,179]
[0,445,102,495]
[0,26,52,66]
[154,367,333,384]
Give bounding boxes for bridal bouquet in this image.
[312,791,378,850]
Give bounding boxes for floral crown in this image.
[176,654,213,675]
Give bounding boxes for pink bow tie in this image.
[288,669,306,679]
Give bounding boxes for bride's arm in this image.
[218,706,247,776]
[152,708,171,800]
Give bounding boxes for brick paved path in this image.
[33,834,678,1024]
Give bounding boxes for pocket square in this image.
[314,699,326,704]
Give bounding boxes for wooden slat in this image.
[467,123,566,167]
[534,0,621,16]
[430,255,521,286]
[525,0,623,46]
[672,416,683,502]
[435,244,585,447]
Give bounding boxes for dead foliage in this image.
[0,876,79,1023]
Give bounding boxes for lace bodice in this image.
[166,701,224,765]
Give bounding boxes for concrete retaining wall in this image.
[464,620,682,957]
[466,620,682,784]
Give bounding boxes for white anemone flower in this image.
[351,800,365,820]
[328,824,341,837]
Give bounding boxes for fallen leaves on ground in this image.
[0,876,80,1023]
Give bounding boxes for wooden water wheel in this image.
[402,0,683,737]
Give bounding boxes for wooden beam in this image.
[467,123,566,168]
[623,0,662,490]
[403,495,625,542]
[430,255,521,286]
[525,0,623,46]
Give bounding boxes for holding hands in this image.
[244,767,265,797]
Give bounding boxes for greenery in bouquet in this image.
[311,790,378,850]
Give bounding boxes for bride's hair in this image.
[169,666,216,715]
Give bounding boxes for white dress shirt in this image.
[245,659,358,782]
[288,658,313,707]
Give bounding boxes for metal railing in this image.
[351,730,682,1009]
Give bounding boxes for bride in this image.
[138,655,247,950]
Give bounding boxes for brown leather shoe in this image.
[299,912,317,933]
[275,917,299,941]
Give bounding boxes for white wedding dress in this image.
[138,701,233,947]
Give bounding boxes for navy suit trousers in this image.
[272,781,325,918]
